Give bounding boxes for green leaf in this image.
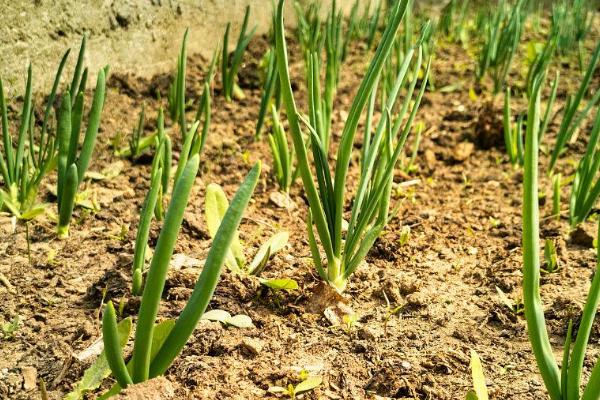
[466,389,479,400]
[259,278,299,291]
[65,317,132,400]
[295,376,322,394]
[205,183,245,271]
[470,350,488,400]
[248,231,289,274]
[0,190,22,219]
[148,320,176,363]
[20,204,48,221]
[267,386,288,394]
[201,309,253,328]
[202,309,232,323]
[226,314,254,328]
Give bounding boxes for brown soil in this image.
[1,20,600,400]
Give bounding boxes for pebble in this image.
[358,326,380,341]
[21,366,36,391]
[241,337,264,355]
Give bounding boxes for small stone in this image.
[21,367,36,391]
[241,337,264,355]
[452,142,474,162]
[339,110,349,122]
[358,326,380,341]
[400,361,412,371]
[424,149,437,169]
[269,191,296,210]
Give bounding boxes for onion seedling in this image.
[341,0,360,62]
[476,0,524,94]
[551,0,592,56]
[205,182,288,276]
[268,375,322,399]
[114,104,157,160]
[309,0,343,151]
[102,160,261,395]
[504,72,557,166]
[522,74,600,400]
[255,47,281,139]
[275,0,429,292]
[294,1,323,61]
[56,66,107,238]
[221,6,256,102]
[366,1,382,50]
[542,239,559,274]
[131,162,161,295]
[173,82,211,188]
[129,105,147,160]
[131,110,172,294]
[0,38,82,221]
[548,41,600,172]
[569,109,600,227]
[552,173,561,220]
[268,105,298,193]
[168,29,189,135]
[503,87,524,166]
[525,30,557,99]
[537,71,559,147]
[0,56,66,221]
[153,108,173,220]
[439,0,470,44]
[402,122,423,174]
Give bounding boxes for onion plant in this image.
[0,52,69,221]
[255,48,281,139]
[268,105,298,193]
[56,66,107,238]
[168,30,189,135]
[522,75,600,400]
[152,109,172,221]
[131,110,172,295]
[294,1,323,61]
[439,0,470,44]
[525,30,557,99]
[401,122,423,174]
[205,180,288,276]
[275,0,429,292]
[548,42,600,172]
[552,173,561,220]
[341,0,360,62]
[569,109,600,227]
[116,104,157,160]
[173,82,210,188]
[305,15,342,151]
[551,0,592,57]
[504,71,558,166]
[503,88,524,166]
[221,6,256,102]
[102,159,261,395]
[537,71,559,147]
[476,0,524,94]
[365,1,382,50]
